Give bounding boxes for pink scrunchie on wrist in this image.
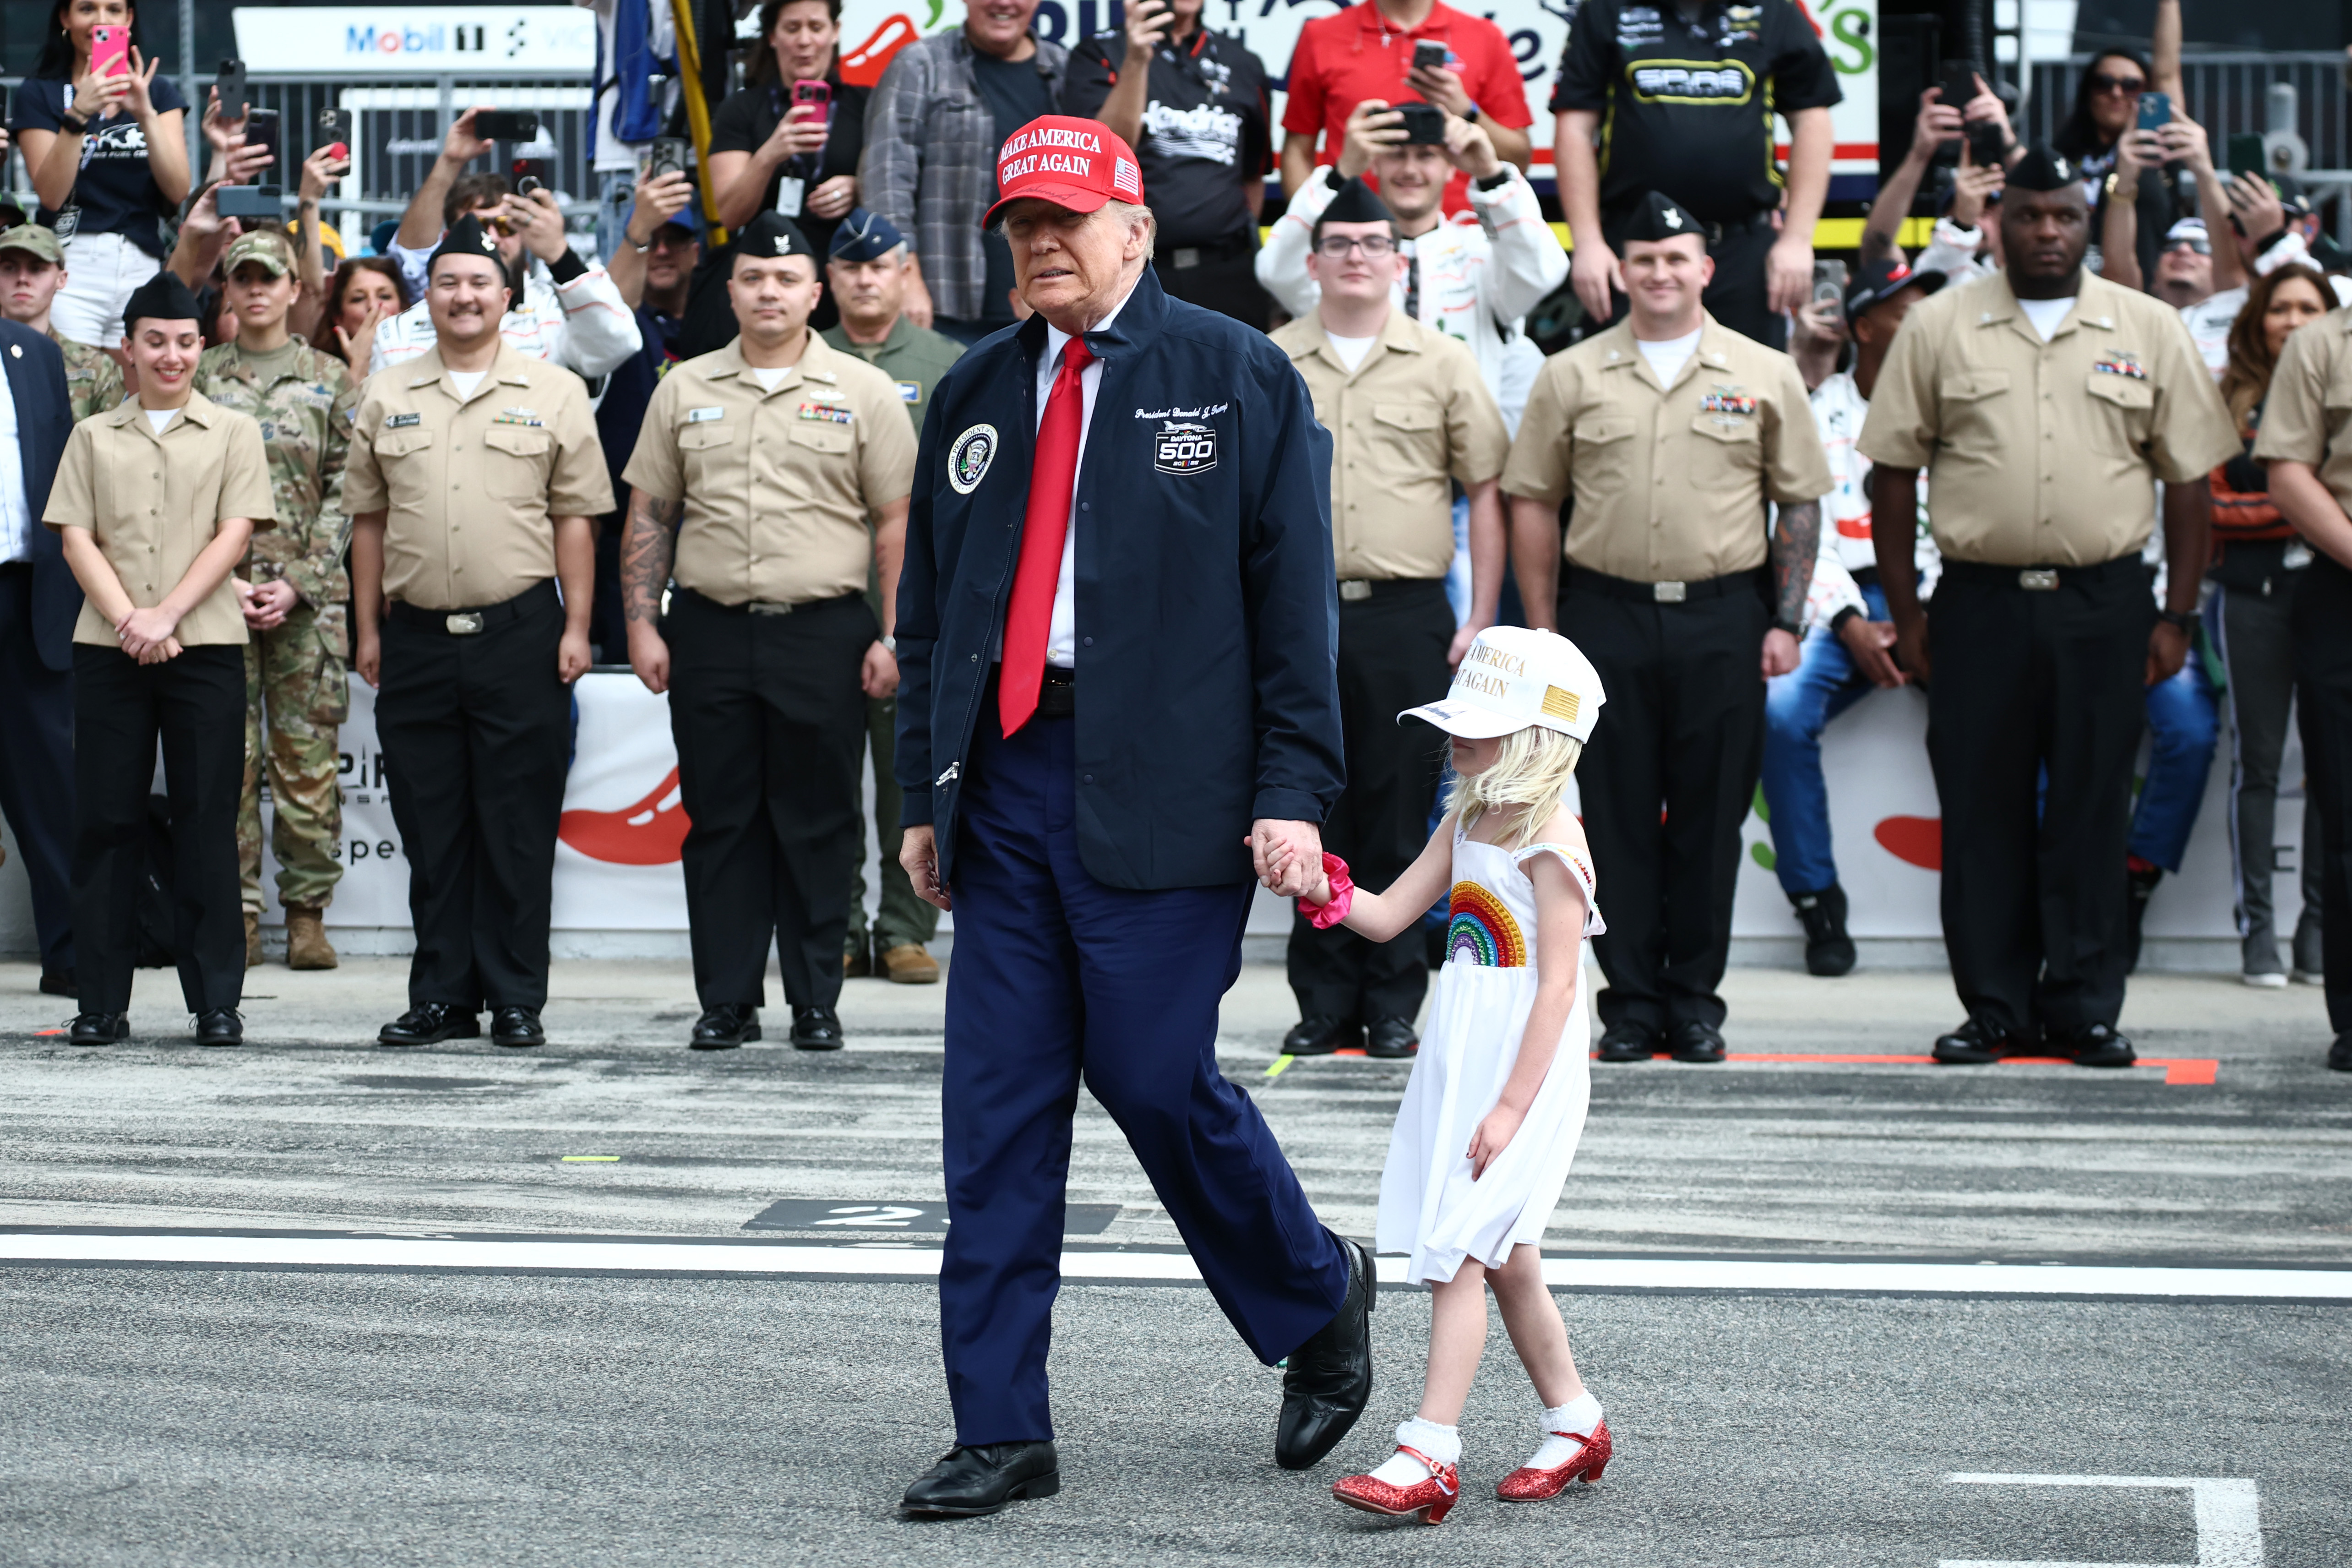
[1301,852,1355,929]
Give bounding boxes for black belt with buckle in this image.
[676,586,860,617]
[388,577,556,635]
[1336,577,1447,604]
[1566,566,1768,604]
[987,662,1075,718]
[1939,555,2145,593]
[1162,230,1257,270]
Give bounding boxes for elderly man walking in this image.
[894,115,1373,1516]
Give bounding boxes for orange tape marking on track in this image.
[1584,1050,2219,1085]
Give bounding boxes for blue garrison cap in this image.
[828,207,905,262]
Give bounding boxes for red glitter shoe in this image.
[1331,1444,1460,1525]
[1494,1420,1611,1501]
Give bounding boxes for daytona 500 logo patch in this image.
[1153,420,1217,476]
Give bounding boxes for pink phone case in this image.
[90,25,130,77]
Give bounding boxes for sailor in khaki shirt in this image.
[1265,177,1508,1059]
[43,273,272,1045]
[1855,147,2239,1067]
[340,215,616,1051]
[2253,303,2352,1069]
[617,212,916,1051]
[1500,191,1829,1062]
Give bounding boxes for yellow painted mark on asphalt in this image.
[1262,1054,1294,1080]
[561,1156,621,1162]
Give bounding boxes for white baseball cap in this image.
[1397,626,1607,743]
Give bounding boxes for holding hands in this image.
[236,576,299,632]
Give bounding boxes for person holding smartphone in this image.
[1060,0,1274,327]
[708,0,867,322]
[8,0,191,348]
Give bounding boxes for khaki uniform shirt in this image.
[2253,306,2352,517]
[342,343,612,610]
[1502,313,1829,583]
[1858,270,2239,567]
[43,392,275,646]
[621,335,919,607]
[1270,309,1509,582]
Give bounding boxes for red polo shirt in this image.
[1279,0,1533,216]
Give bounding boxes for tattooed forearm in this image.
[1771,500,1820,629]
[621,488,679,625]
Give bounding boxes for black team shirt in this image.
[1551,0,1840,223]
[1060,26,1270,250]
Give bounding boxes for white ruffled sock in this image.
[1524,1392,1604,1470]
[1368,1416,1461,1484]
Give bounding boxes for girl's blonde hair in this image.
[1441,725,1584,849]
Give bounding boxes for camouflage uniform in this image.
[196,337,359,914]
[52,328,126,423]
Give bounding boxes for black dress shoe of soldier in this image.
[900,1440,1061,1517]
[67,1011,129,1045]
[2055,1022,2136,1068]
[690,1004,761,1049]
[491,1006,546,1048]
[1596,1024,1657,1062]
[1277,1234,1375,1470]
[378,1003,480,1047]
[194,1008,242,1046]
[1791,883,1857,977]
[1931,1016,2015,1065]
[1283,1014,1358,1056]
[2329,1034,2352,1073]
[1364,1017,1419,1059]
[790,1005,843,1051]
[1668,1020,1727,1063]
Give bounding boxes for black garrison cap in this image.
[1619,190,1704,245]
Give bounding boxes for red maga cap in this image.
[982,115,1144,228]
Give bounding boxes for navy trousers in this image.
[941,698,1350,1446]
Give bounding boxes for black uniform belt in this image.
[1566,566,1767,604]
[675,586,861,617]
[985,661,1074,718]
[389,578,556,635]
[1336,576,1447,603]
[1938,555,2145,592]
[1161,231,1257,268]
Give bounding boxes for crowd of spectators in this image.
[0,0,2348,1068]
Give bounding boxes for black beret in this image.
[426,213,512,292]
[1319,176,1395,227]
[1619,190,1704,246]
[2006,143,2080,194]
[732,210,814,262]
[121,270,204,329]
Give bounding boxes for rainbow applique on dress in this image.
[1446,881,1528,968]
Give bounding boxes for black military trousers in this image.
[1560,571,1768,1034]
[666,588,875,1013]
[2292,555,2352,1034]
[71,642,245,1015]
[1927,557,2152,1037]
[1599,213,1784,349]
[1288,579,1454,1025]
[379,581,571,1013]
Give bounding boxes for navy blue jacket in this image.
[1,320,77,671]
[895,266,1344,890]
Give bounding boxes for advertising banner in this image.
[229,7,598,76]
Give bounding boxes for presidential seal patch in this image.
[948,423,998,495]
[1153,419,1217,476]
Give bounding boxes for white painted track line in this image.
[2,1233,2348,1299]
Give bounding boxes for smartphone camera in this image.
[1394,101,1447,146]
[474,110,541,143]
[1412,40,1448,72]
[647,137,691,180]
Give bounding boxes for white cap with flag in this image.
[1397,626,1607,744]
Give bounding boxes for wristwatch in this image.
[1462,103,1481,124]
[2156,608,2200,634]
[627,234,654,253]
[58,109,89,136]
[880,634,897,653]
[1474,169,1514,191]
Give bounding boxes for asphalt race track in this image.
[1,958,2346,1566]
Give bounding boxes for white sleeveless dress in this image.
[1376,828,1603,1285]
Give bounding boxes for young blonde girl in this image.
[1282,626,1610,1525]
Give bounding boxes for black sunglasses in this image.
[2087,72,2145,95]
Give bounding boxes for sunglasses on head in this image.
[2088,72,2145,95]
[2167,235,2212,255]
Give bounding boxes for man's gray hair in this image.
[1103,199,1156,261]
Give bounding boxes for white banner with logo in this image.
[229,7,598,76]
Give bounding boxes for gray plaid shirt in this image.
[859,28,1070,323]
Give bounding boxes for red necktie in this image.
[1001,334,1093,734]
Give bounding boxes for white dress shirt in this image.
[1029,282,1136,670]
[0,370,27,564]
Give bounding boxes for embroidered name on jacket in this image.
[2093,353,2147,380]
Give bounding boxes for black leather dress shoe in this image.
[1791,884,1857,977]
[1277,1233,1374,1470]
[2329,1034,2352,1073]
[2055,1022,2135,1068]
[490,1007,546,1048]
[1668,1020,1727,1063]
[68,1011,129,1045]
[194,1008,242,1046]
[690,1004,760,1049]
[378,1002,480,1047]
[1283,1014,1359,1056]
[790,1005,843,1051]
[1364,1017,1418,1059]
[1932,1016,2016,1065]
[39,969,74,998]
[1596,1024,1658,1063]
[901,1439,1060,1516]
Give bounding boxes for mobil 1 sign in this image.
[229,7,596,75]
